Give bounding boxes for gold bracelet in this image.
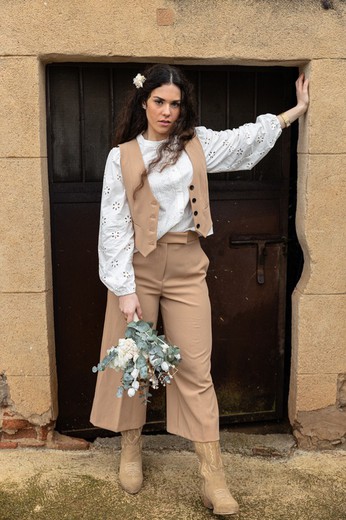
[279,112,291,128]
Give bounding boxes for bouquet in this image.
[92,317,181,403]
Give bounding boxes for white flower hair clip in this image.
[133,73,146,89]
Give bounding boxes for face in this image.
[143,83,181,141]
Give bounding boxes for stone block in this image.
[5,374,54,420]
[0,57,46,158]
[296,154,346,294]
[293,405,346,449]
[1,1,345,60]
[0,441,18,449]
[337,373,346,409]
[172,1,346,62]
[289,292,344,417]
[294,373,338,412]
[0,158,52,293]
[0,292,54,377]
[2,415,31,432]
[294,294,346,375]
[298,59,346,154]
[0,1,174,59]
[2,428,37,440]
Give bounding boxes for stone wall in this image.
[0,0,345,448]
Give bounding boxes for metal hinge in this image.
[229,235,288,285]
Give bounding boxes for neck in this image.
[142,131,167,142]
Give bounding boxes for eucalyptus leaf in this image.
[92,318,181,404]
[136,355,146,368]
[122,372,133,382]
[134,321,152,332]
[140,366,148,379]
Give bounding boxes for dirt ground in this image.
[0,434,345,520]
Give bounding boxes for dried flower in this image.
[133,73,146,89]
[161,361,169,372]
[92,319,181,404]
[131,368,139,379]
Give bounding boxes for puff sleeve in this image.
[98,147,136,296]
[196,114,282,173]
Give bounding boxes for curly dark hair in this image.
[113,64,198,194]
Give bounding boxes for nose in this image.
[162,103,171,116]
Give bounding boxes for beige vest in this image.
[119,136,212,257]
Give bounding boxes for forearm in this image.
[277,103,308,129]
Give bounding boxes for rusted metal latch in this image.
[229,235,288,285]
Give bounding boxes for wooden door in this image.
[46,63,300,437]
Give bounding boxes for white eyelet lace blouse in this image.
[99,114,282,296]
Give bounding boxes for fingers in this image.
[296,73,304,90]
[126,311,135,324]
[295,73,309,111]
[296,73,309,90]
[136,302,143,320]
[118,293,143,323]
[126,304,143,323]
[120,309,135,323]
[121,306,136,323]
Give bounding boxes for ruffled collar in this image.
[137,133,166,148]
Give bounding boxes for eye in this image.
[172,101,181,108]
[154,99,163,105]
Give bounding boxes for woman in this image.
[91,64,309,516]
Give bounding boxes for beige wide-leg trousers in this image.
[90,231,219,442]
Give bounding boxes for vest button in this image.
[194,210,198,216]
[189,184,194,190]
[192,197,196,203]
[196,223,200,229]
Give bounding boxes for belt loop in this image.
[186,231,199,243]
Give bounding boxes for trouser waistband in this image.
[157,231,199,244]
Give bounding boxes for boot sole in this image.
[120,483,143,494]
[203,496,239,515]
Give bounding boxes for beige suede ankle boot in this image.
[194,441,239,516]
[119,428,143,494]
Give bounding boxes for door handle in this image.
[229,235,288,285]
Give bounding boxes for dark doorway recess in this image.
[46,63,301,438]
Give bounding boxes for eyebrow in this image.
[153,96,181,103]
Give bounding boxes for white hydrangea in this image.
[107,338,139,370]
[133,73,146,89]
